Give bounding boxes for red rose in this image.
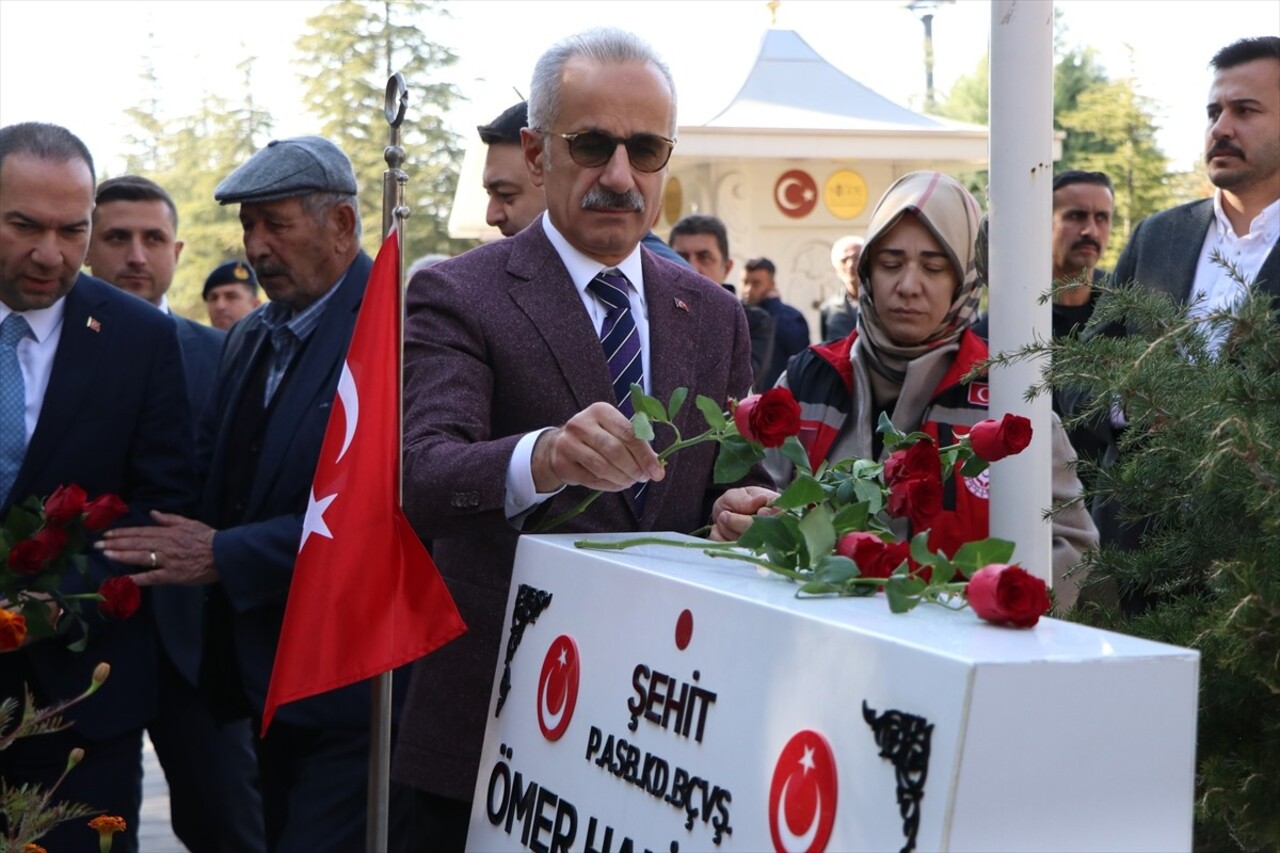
[733,387,801,448]
[966,563,1051,628]
[0,608,27,651]
[967,414,1033,462]
[44,484,88,525]
[7,527,70,574]
[887,473,942,530]
[835,533,921,581]
[82,494,129,532]
[97,576,142,620]
[883,439,940,486]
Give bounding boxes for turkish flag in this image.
[262,227,466,735]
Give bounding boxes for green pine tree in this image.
[295,0,475,261]
[993,268,1280,851]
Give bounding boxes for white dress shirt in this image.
[504,213,652,519]
[1189,193,1279,353]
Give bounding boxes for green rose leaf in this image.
[713,433,764,483]
[959,454,990,478]
[813,553,858,584]
[780,435,812,476]
[909,530,942,569]
[798,503,836,569]
[632,385,667,422]
[666,386,689,421]
[775,474,826,510]
[884,575,922,613]
[799,580,841,596]
[632,412,654,442]
[739,513,803,569]
[696,394,728,431]
[831,500,870,534]
[951,537,1016,573]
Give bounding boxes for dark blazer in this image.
[0,274,195,740]
[198,252,392,730]
[1111,198,1280,304]
[154,314,225,686]
[394,221,764,800]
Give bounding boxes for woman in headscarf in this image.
[711,171,1098,607]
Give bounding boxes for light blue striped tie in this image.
[0,313,32,505]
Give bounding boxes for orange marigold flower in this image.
[0,607,27,651]
[88,815,127,834]
[25,843,49,853]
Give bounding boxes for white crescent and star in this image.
[298,359,360,554]
[775,174,816,214]
[539,641,572,731]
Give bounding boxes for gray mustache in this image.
[581,186,644,212]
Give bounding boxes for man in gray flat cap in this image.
[100,135,412,850]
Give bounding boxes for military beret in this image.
[214,136,357,205]
[203,260,259,298]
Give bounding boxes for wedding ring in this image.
[149,551,157,568]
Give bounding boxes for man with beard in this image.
[394,28,765,849]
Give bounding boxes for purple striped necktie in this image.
[587,269,643,417]
[587,269,647,512]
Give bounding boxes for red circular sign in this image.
[536,634,580,741]
[769,729,838,853]
[774,169,818,219]
[675,609,694,650]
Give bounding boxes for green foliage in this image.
[1057,78,1173,262]
[936,34,1175,257]
[119,59,275,322]
[295,0,475,261]
[999,269,1280,850]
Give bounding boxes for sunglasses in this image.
[546,130,676,173]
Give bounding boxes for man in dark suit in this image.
[669,212,776,389]
[742,256,811,390]
[1096,36,1279,552]
[0,122,195,853]
[85,175,264,853]
[393,28,768,848]
[1111,36,1279,321]
[99,136,409,850]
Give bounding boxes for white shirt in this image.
[1189,192,1280,353]
[504,213,652,519]
[0,297,67,441]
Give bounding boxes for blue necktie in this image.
[587,270,648,513]
[0,313,32,505]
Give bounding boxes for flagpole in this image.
[367,71,410,853]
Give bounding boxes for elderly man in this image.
[99,136,409,850]
[0,123,194,853]
[85,175,263,853]
[393,27,765,848]
[820,234,863,341]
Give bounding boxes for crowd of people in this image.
[0,24,1275,853]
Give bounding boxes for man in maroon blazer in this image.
[394,27,769,848]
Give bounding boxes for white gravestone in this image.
[467,533,1198,853]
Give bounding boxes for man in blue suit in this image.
[86,175,265,852]
[101,136,411,851]
[0,123,195,853]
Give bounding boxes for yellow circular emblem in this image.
[824,170,868,220]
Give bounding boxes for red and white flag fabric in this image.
[262,227,465,735]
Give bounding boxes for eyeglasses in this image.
[545,130,676,173]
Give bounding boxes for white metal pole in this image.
[988,0,1054,587]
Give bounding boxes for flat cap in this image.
[214,135,357,205]
[203,260,259,298]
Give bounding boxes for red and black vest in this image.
[786,330,992,557]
